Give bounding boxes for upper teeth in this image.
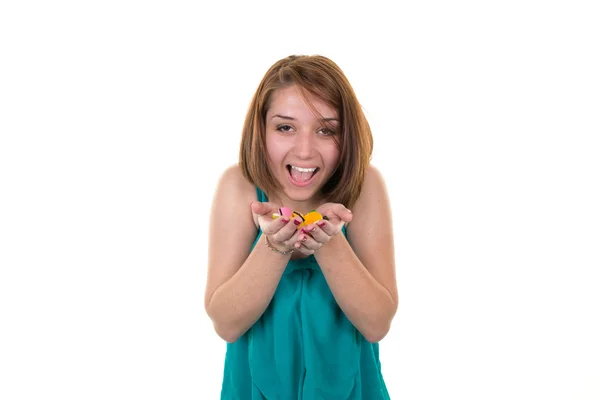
[291,165,317,173]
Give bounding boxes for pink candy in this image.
[278,207,293,218]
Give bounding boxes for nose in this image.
[293,131,316,159]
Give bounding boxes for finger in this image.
[293,239,315,255]
[295,233,321,253]
[341,208,353,223]
[261,215,291,236]
[316,219,339,237]
[300,224,331,244]
[330,204,353,223]
[318,203,352,223]
[250,201,280,216]
[270,215,304,243]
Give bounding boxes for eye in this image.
[276,124,294,133]
[318,127,337,136]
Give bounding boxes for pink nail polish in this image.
[317,221,326,227]
[294,219,301,226]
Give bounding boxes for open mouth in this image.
[286,164,320,184]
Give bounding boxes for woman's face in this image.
[265,85,341,205]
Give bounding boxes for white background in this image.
[1,1,599,399]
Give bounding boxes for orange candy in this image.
[302,211,323,226]
[272,208,324,229]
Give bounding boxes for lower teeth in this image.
[290,168,314,182]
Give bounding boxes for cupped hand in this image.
[250,201,303,254]
[293,203,353,255]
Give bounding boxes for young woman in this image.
[205,55,397,399]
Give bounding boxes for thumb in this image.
[340,208,353,223]
[250,201,277,216]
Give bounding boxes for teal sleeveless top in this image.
[220,187,390,399]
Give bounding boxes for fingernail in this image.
[301,228,307,233]
[301,235,307,242]
[310,227,316,232]
[282,218,290,223]
[294,219,301,226]
[317,221,326,227]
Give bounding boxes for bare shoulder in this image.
[204,164,259,309]
[364,164,389,194]
[210,163,259,233]
[214,163,256,198]
[213,164,258,212]
[350,164,391,220]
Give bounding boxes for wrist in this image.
[314,231,346,259]
[264,235,294,255]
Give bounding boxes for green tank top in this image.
[219,187,390,399]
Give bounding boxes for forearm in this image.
[314,234,396,342]
[207,237,290,342]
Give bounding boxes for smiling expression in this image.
[265,85,341,206]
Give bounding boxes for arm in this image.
[314,166,398,342]
[204,165,291,343]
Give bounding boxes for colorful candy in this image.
[272,207,293,220]
[288,211,304,229]
[272,208,324,229]
[279,207,293,218]
[303,210,323,226]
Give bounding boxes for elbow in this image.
[215,325,241,343]
[205,305,241,343]
[364,299,397,343]
[205,295,244,343]
[363,290,398,343]
[213,321,242,343]
[363,323,391,343]
[363,312,394,343]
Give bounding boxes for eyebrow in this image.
[271,114,339,122]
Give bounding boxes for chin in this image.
[283,188,319,202]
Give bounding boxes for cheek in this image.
[265,138,287,170]
[265,136,277,160]
[266,133,293,159]
[325,146,341,168]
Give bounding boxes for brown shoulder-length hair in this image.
[239,55,373,209]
